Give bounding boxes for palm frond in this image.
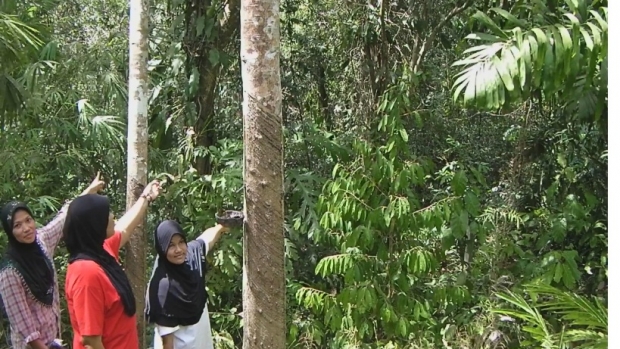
[526,283,607,332]
[76,99,126,149]
[0,12,49,116]
[0,13,43,62]
[452,2,607,120]
[492,283,607,349]
[491,288,555,346]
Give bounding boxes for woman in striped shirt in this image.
[0,174,105,349]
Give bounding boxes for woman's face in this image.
[106,212,115,238]
[11,210,37,244]
[166,234,187,265]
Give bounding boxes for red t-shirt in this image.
[65,232,139,349]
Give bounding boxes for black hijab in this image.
[63,194,136,316]
[145,220,208,327]
[0,201,55,305]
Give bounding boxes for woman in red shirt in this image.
[63,181,160,349]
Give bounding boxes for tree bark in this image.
[126,0,149,347]
[240,0,286,347]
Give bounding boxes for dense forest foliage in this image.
[0,0,607,348]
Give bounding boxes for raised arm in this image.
[38,173,105,252]
[115,180,161,249]
[197,224,230,251]
[36,203,69,253]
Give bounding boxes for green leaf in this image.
[579,26,594,52]
[532,30,548,88]
[472,11,509,38]
[332,163,341,178]
[564,0,580,13]
[589,10,607,32]
[196,15,206,36]
[496,49,515,92]
[399,128,408,142]
[557,25,573,54]
[564,166,576,182]
[553,262,563,283]
[208,48,221,66]
[457,211,469,239]
[519,36,531,90]
[562,250,581,278]
[526,35,541,88]
[543,41,555,90]
[398,317,408,337]
[490,7,528,28]
[451,170,467,196]
[557,153,567,167]
[463,67,478,104]
[464,191,480,216]
[464,32,503,42]
[562,265,577,289]
[475,63,488,106]
[381,305,392,323]
[549,26,564,78]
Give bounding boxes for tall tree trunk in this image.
[183,0,241,175]
[316,61,332,130]
[240,0,285,347]
[126,0,149,347]
[183,0,217,175]
[192,69,218,175]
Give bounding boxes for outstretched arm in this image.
[197,224,230,251]
[39,173,105,253]
[115,180,161,249]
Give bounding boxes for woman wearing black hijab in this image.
[0,174,104,349]
[145,219,233,349]
[63,181,160,349]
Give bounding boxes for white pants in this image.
[152,303,214,349]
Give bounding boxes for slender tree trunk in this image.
[183,0,241,175]
[240,0,285,347]
[126,0,149,347]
